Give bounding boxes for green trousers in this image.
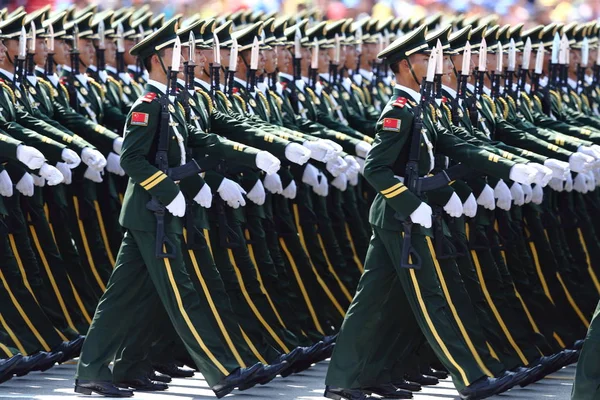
[572,300,600,400]
[76,229,239,387]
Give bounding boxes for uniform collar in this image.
[195,77,210,91]
[279,72,292,81]
[442,84,457,99]
[105,65,117,74]
[147,79,167,95]
[395,84,420,103]
[0,68,14,82]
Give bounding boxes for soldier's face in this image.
[487,53,496,72]
[79,39,95,66]
[317,49,329,73]
[33,38,47,66]
[276,46,291,73]
[54,39,69,65]
[344,45,356,69]
[0,40,6,65]
[263,49,277,74]
[123,39,136,64]
[569,50,581,74]
[220,48,230,69]
[257,51,266,74]
[442,55,453,82]
[364,42,377,61]
[195,48,206,72]
[4,39,19,64]
[407,54,430,82]
[105,40,117,65]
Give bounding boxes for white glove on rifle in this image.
[463,193,477,218]
[16,172,34,196]
[410,202,432,228]
[521,183,533,204]
[32,174,45,187]
[508,164,537,185]
[331,173,348,191]
[56,162,72,185]
[314,173,329,197]
[61,148,81,169]
[303,140,335,162]
[355,141,372,158]
[565,173,574,192]
[282,180,297,199]
[247,179,266,205]
[494,180,513,211]
[84,167,103,183]
[106,152,125,176]
[263,173,283,194]
[569,152,594,174]
[578,146,600,167]
[443,192,463,218]
[543,158,570,180]
[531,184,544,204]
[585,172,596,191]
[574,173,588,193]
[548,177,564,192]
[39,163,64,186]
[16,145,45,169]
[285,142,311,165]
[344,155,360,181]
[302,164,320,187]
[476,184,496,210]
[528,163,553,187]
[113,137,124,155]
[510,182,525,206]
[166,192,186,217]
[326,156,348,177]
[255,151,280,175]
[0,170,13,197]
[81,148,107,170]
[320,139,343,155]
[217,178,247,209]
[193,183,213,208]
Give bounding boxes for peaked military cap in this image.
[74,4,97,19]
[482,25,500,53]
[377,24,429,64]
[325,19,346,41]
[508,23,524,48]
[65,11,95,39]
[130,17,180,59]
[537,23,560,48]
[177,19,211,50]
[228,10,244,28]
[112,12,135,40]
[0,11,26,39]
[270,18,288,46]
[200,18,216,45]
[426,24,456,53]
[131,12,153,39]
[521,25,543,48]
[6,6,24,20]
[150,13,165,31]
[91,10,115,38]
[448,26,472,53]
[233,21,269,51]
[284,20,307,44]
[43,10,70,39]
[24,5,49,36]
[215,20,234,47]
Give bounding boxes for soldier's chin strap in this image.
[450,57,459,79]
[406,58,421,88]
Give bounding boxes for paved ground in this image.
[0,359,576,399]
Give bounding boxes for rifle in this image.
[181,32,196,120]
[26,22,36,77]
[116,23,125,74]
[146,38,203,259]
[45,23,56,76]
[452,42,471,126]
[68,24,81,112]
[95,20,106,81]
[211,32,222,100]
[290,28,302,113]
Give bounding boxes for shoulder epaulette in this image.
[481,94,497,116]
[107,75,124,99]
[141,92,158,103]
[496,97,509,119]
[0,81,14,103]
[549,90,562,108]
[215,91,232,111]
[232,93,247,113]
[196,89,214,114]
[441,103,452,122]
[256,91,271,117]
[88,77,105,100]
[392,96,407,108]
[37,78,56,98]
[351,83,366,104]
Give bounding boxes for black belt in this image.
[399,163,473,193]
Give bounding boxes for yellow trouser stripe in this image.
[163,254,229,376]
[227,248,290,353]
[73,196,107,292]
[44,204,58,244]
[93,200,116,266]
[140,171,163,187]
[68,277,92,324]
[0,313,25,354]
[381,182,403,195]
[426,237,494,377]
[317,233,353,303]
[204,229,214,259]
[471,250,529,365]
[556,272,590,328]
[0,270,51,351]
[577,228,600,294]
[513,286,540,333]
[409,268,470,386]
[8,234,37,302]
[528,241,554,304]
[345,223,364,273]
[186,245,246,367]
[292,205,345,316]
[279,237,325,334]
[244,229,287,329]
[486,342,500,361]
[29,225,78,333]
[0,341,13,357]
[144,174,167,190]
[240,327,267,364]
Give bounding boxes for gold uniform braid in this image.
[232,93,247,113]
[88,77,106,100]
[256,91,271,117]
[496,97,510,120]
[107,76,124,100]
[196,89,214,114]
[481,94,497,116]
[0,81,15,103]
[37,78,57,99]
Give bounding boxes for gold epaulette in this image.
[506,95,517,111]
[268,90,283,112]
[569,90,582,110]
[232,93,246,113]
[321,91,335,113]
[428,103,437,123]
[442,103,452,123]
[177,102,186,116]
[533,94,543,111]
[196,89,214,114]
[521,92,533,110]
[351,83,366,104]
[37,78,56,99]
[305,87,320,105]
[496,97,509,120]
[87,77,105,100]
[107,75,124,100]
[215,91,232,111]
[481,94,497,116]
[549,90,562,109]
[256,91,271,117]
[59,83,70,103]
[582,93,591,110]
[0,81,15,103]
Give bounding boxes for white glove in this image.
[193,183,213,208]
[321,139,343,155]
[39,163,64,186]
[463,193,477,217]
[314,173,329,197]
[56,162,73,185]
[578,146,600,166]
[16,145,45,169]
[443,192,463,218]
[344,156,360,181]
[355,157,365,174]
[0,170,13,197]
[586,172,596,191]
[548,177,564,192]
[510,182,525,206]
[263,173,283,194]
[355,141,372,158]
[217,178,247,208]
[508,164,537,185]
[247,179,266,205]
[409,202,433,228]
[569,152,595,173]
[255,151,281,175]
[302,164,320,187]
[594,168,600,186]
[106,152,125,176]
[61,148,81,169]
[331,173,348,191]
[166,191,186,217]
[531,184,544,204]
[303,140,335,162]
[84,167,103,183]
[32,174,45,187]
[113,137,124,155]
[81,148,107,170]
[494,180,513,211]
[326,156,348,177]
[477,184,496,210]
[565,173,574,192]
[16,173,34,196]
[285,142,311,165]
[282,180,297,199]
[544,158,570,180]
[521,183,533,203]
[528,163,553,187]
[574,173,588,193]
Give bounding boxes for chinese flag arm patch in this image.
[131,112,149,126]
[382,118,401,132]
